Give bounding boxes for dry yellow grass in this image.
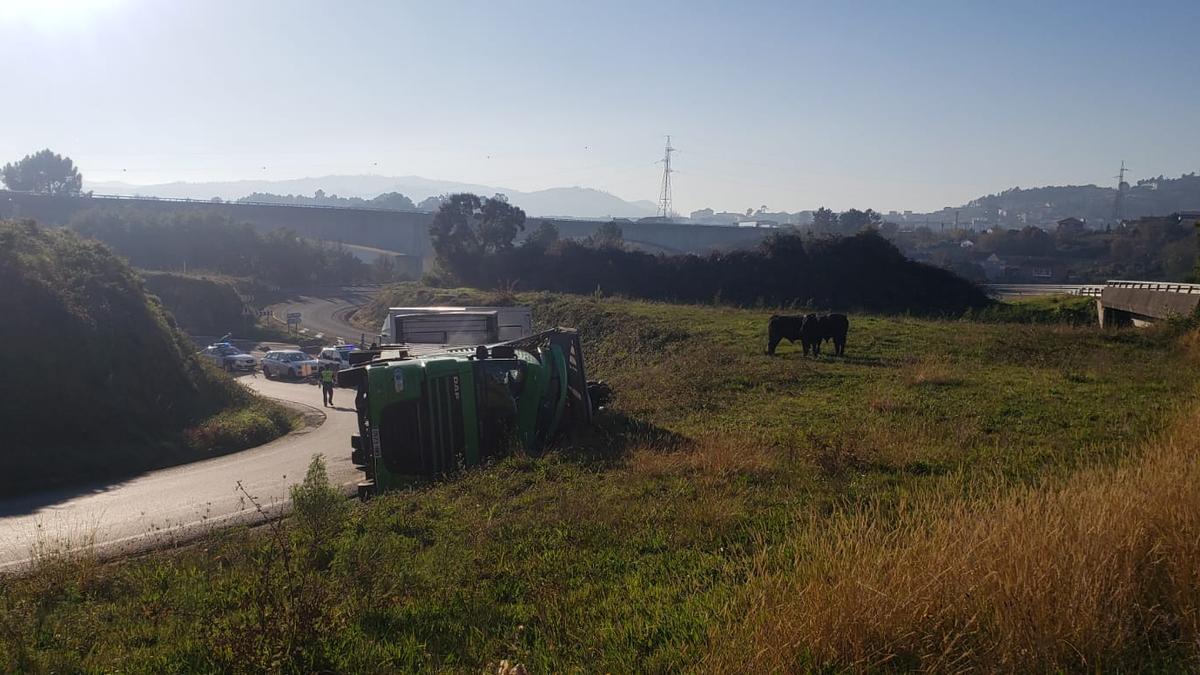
[902,356,960,388]
[708,406,1200,673]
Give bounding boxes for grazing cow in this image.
[800,313,823,356]
[820,313,850,356]
[767,314,805,355]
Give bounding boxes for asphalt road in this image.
[270,286,379,344]
[0,376,361,572]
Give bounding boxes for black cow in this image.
[766,314,805,356]
[819,313,850,356]
[800,313,823,356]
[767,313,849,357]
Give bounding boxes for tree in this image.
[2,149,83,195]
[417,194,448,212]
[428,193,526,280]
[477,194,526,254]
[370,191,416,210]
[526,220,560,249]
[838,208,882,234]
[812,207,838,233]
[588,222,624,249]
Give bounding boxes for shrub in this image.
[432,222,989,315]
[289,455,348,567]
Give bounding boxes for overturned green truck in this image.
[337,328,609,498]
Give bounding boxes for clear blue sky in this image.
[2,0,1197,213]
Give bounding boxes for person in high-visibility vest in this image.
[320,365,336,407]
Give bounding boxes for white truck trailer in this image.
[377,306,533,346]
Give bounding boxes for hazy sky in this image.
[2,0,1198,213]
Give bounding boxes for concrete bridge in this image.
[0,191,770,261]
[1096,280,1200,327]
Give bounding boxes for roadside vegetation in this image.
[0,220,296,497]
[69,207,375,287]
[965,292,1098,325]
[424,193,990,315]
[4,281,1198,672]
[140,271,260,336]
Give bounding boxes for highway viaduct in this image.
[986,282,1200,326]
[1096,280,1200,327]
[0,191,771,261]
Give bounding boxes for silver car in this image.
[261,350,319,379]
[199,343,258,372]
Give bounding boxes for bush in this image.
[184,401,294,454]
[141,271,252,335]
[289,455,348,567]
[436,228,989,315]
[966,293,1097,325]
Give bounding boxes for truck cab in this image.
[339,329,595,497]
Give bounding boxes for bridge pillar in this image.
[1095,299,1131,328]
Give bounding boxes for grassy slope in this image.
[0,220,296,496]
[3,289,1196,672]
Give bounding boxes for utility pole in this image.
[656,135,675,219]
[1113,160,1128,223]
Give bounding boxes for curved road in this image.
[0,374,362,572]
[270,286,379,344]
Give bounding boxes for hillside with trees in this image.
[0,221,292,495]
[69,207,373,287]
[236,190,417,211]
[428,194,989,314]
[962,173,1200,226]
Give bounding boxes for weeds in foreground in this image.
[202,457,349,673]
[711,407,1200,672]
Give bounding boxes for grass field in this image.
[3,289,1198,672]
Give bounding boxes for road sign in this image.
[286,312,302,324]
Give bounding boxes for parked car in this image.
[261,350,319,379]
[316,344,358,371]
[199,342,258,372]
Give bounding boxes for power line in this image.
[656,135,675,218]
[1113,160,1128,222]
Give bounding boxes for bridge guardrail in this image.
[1105,280,1200,295]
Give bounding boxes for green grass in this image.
[3,289,1197,673]
[966,292,1098,325]
[183,399,297,455]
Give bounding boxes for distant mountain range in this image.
[84,174,659,219]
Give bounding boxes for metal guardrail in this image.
[985,284,1103,298]
[1104,280,1200,294]
[3,189,429,215]
[985,282,1200,299]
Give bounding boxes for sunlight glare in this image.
[0,0,127,29]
